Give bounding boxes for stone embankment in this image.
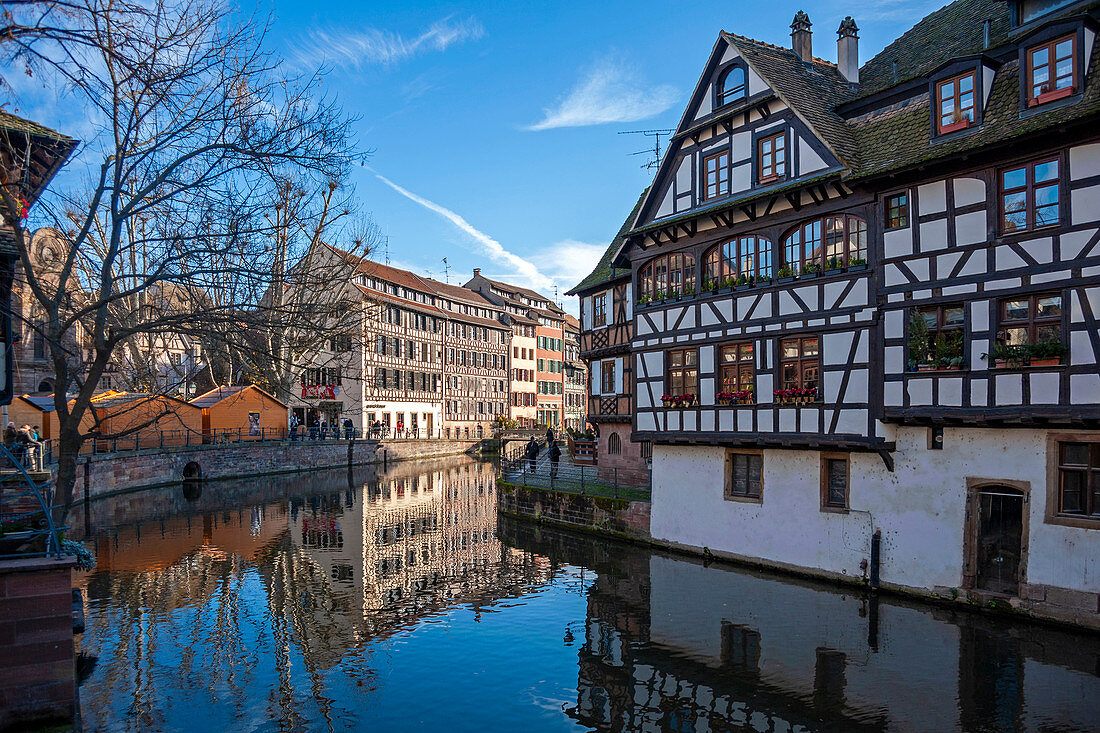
[497,482,651,543]
[77,438,478,498]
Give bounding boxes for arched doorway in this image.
[966,482,1028,595]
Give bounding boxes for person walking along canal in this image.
[548,440,561,479]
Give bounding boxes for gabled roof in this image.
[88,391,197,410]
[0,110,78,209]
[15,394,55,412]
[721,32,859,170]
[472,274,564,314]
[568,188,648,295]
[191,384,287,409]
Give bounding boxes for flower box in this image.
[1029,358,1062,367]
[939,117,971,134]
[847,263,868,272]
[716,398,733,406]
[1030,85,1074,107]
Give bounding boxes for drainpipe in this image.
[870,529,882,591]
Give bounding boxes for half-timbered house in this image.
[608,0,1100,623]
[570,191,651,475]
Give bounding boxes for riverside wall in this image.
[497,481,651,543]
[77,439,478,498]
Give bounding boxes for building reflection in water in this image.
[499,519,1100,733]
[71,460,1100,733]
[73,458,560,731]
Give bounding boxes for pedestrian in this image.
[15,425,32,468]
[546,426,555,445]
[549,440,561,478]
[344,418,354,440]
[289,413,299,441]
[525,436,539,470]
[396,420,404,438]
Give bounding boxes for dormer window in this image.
[1019,0,1077,25]
[936,72,976,134]
[717,65,746,106]
[1027,34,1076,106]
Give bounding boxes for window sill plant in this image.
[800,261,821,278]
[773,387,817,405]
[716,390,754,406]
[983,341,1067,368]
[661,393,697,408]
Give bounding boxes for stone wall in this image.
[0,557,76,729]
[79,439,476,498]
[497,481,651,542]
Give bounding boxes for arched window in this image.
[717,66,746,106]
[639,252,696,300]
[703,236,773,288]
[607,432,621,455]
[782,215,867,274]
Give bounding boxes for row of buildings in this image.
[288,257,588,439]
[572,0,1100,622]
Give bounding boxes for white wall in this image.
[650,426,1100,594]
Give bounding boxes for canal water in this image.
[70,456,1100,732]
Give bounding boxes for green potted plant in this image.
[933,330,964,370]
[908,311,931,371]
[825,256,843,272]
[982,342,1027,369]
[654,289,666,302]
[801,260,821,278]
[682,282,695,297]
[721,276,736,291]
[848,256,868,271]
[703,278,716,293]
[1027,340,1066,367]
[776,264,794,281]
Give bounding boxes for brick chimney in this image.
[837,16,859,84]
[473,268,481,277]
[791,10,812,63]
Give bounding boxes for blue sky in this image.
[30,0,947,314]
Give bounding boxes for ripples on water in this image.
[70,457,1100,732]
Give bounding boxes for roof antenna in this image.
[442,257,450,284]
[383,235,390,266]
[619,129,676,169]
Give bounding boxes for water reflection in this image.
[502,519,1100,733]
[72,458,1100,732]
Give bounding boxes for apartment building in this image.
[466,269,568,429]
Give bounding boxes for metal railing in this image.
[500,442,651,501]
[32,424,461,465]
[0,444,63,559]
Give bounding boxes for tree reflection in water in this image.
[72,458,1100,732]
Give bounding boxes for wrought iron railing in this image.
[0,444,63,559]
[500,441,651,501]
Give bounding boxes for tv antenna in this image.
[383,235,390,266]
[441,257,450,283]
[619,128,675,169]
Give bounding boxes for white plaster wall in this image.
[650,427,1100,595]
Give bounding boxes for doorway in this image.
[974,486,1025,595]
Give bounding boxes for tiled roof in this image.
[851,45,1100,179]
[568,188,648,295]
[190,384,286,409]
[0,110,75,142]
[855,0,1013,100]
[722,32,860,169]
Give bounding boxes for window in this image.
[1021,0,1076,23]
[885,192,908,229]
[607,432,621,455]
[908,304,965,370]
[995,293,1064,364]
[593,294,606,327]
[936,72,976,133]
[726,452,762,500]
[821,455,849,510]
[1057,442,1099,518]
[717,65,746,106]
[639,252,696,300]
[702,149,730,200]
[600,360,615,394]
[1027,34,1076,105]
[782,215,867,274]
[757,131,785,182]
[666,348,698,396]
[780,336,819,393]
[1000,158,1060,232]
[719,343,755,394]
[703,236,773,288]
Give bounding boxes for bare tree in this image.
[0,0,372,520]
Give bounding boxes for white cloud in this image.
[373,173,556,292]
[526,57,678,131]
[291,16,484,72]
[530,240,606,288]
